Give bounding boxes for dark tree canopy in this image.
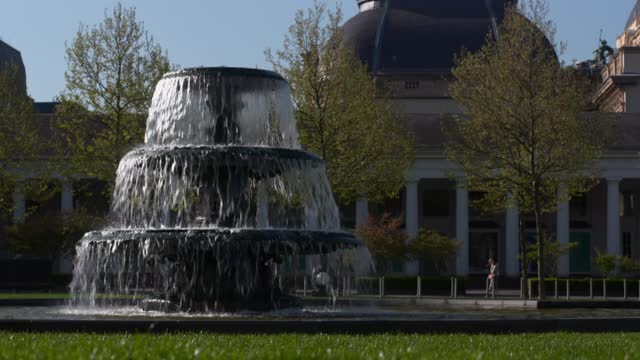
[0,64,48,220]
[446,3,605,298]
[55,3,170,186]
[265,1,415,204]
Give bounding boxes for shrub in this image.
[355,213,407,275]
[525,233,575,276]
[407,229,459,273]
[595,249,617,277]
[6,208,103,257]
[619,256,640,274]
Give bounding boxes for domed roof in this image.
[0,40,27,95]
[343,0,516,75]
[626,0,640,30]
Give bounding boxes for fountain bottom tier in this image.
[70,229,360,312]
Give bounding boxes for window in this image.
[623,232,632,258]
[297,256,306,271]
[369,190,404,219]
[623,192,635,217]
[404,80,420,89]
[24,180,62,217]
[423,190,449,216]
[339,202,356,229]
[469,231,498,273]
[73,179,110,216]
[570,232,592,273]
[391,261,404,273]
[570,193,587,218]
[468,191,486,218]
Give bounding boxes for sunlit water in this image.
[70,68,369,312]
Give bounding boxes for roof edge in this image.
[0,39,22,55]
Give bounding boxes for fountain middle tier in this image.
[111,145,340,230]
[71,228,360,312]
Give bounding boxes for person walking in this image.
[486,258,498,298]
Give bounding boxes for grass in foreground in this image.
[0,332,637,359]
[0,293,70,300]
[0,293,143,300]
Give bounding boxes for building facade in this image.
[344,0,640,277]
[0,39,109,265]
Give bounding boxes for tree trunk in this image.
[519,214,528,298]
[534,188,545,300]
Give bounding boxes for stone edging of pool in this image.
[3,297,640,309]
[306,297,640,309]
[2,318,640,334]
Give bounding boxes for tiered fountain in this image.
[69,67,361,312]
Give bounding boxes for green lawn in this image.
[0,293,70,300]
[0,293,142,300]
[0,332,637,359]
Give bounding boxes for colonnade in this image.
[356,177,625,277]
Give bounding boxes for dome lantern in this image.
[357,0,384,12]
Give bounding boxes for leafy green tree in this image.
[525,234,575,276]
[54,3,170,187]
[407,230,459,274]
[6,207,103,257]
[0,64,51,221]
[355,213,407,275]
[619,256,640,275]
[265,1,414,204]
[595,250,617,278]
[445,2,605,299]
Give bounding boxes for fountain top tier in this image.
[145,67,299,148]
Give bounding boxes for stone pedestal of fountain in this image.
[70,67,360,312]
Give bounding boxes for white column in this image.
[355,198,369,226]
[405,179,419,275]
[256,181,269,228]
[12,186,25,221]
[61,180,74,213]
[455,183,469,276]
[505,202,520,277]
[556,186,570,276]
[607,178,622,256]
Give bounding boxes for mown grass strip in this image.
[0,332,637,359]
[0,293,143,300]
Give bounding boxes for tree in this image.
[54,3,170,188]
[265,1,414,204]
[445,1,605,299]
[355,213,407,275]
[6,207,103,257]
[595,250,617,278]
[525,234,574,276]
[0,63,51,221]
[407,230,459,274]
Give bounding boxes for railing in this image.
[285,275,640,301]
[287,275,464,299]
[527,277,640,301]
[601,51,625,81]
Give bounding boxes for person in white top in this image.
[486,258,498,298]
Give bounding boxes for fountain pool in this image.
[69,67,364,313]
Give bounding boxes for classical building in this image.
[344,0,640,277]
[0,40,108,263]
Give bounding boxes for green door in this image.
[570,232,591,273]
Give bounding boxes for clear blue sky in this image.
[0,0,636,102]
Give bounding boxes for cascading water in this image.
[69,67,362,312]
